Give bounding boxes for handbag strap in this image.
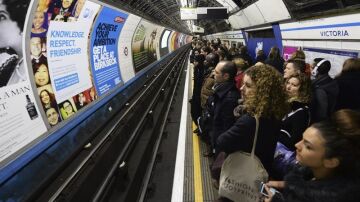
[251,116,259,157]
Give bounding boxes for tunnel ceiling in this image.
[101,0,360,36]
[283,0,360,19]
[100,0,233,35]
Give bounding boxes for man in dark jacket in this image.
[311,59,339,123]
[335,58,360,111]
[190,54,205,126]
[208,61,240,156]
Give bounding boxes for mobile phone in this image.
[260,182,279,197]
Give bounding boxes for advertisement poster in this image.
[0,83,47,164]
[77,0,101,23]
[178,34,184,46]
[46,21,93,103]
[132,20,160,73]
[247,38,278,61]
[303,47,359,78]
[283,46,298,61]
[155,27,164,60]
[30,0,101,126]
[160,29,171,57]
[169,32,179,52]
[174,32,181,50]
[90,7,128,96]
[118,14,141,82]
[0,0,47,165]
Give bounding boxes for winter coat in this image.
[311,75,339,123]
[335,71,360,111]
[193,63,205,98]
[272,166,360,202]
[200,67,215,109]
[207,82,240,150]
[191,63,205,122]
[279,101,310,151]
[216,113,281,174]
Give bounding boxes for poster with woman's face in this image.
[29,0,99,127]
[0,0,29,87]
[0,0,48,166]
[31,10,48,37]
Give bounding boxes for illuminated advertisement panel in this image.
[89,7,128,96]
[117,14,141,81]
[132,20,160,73]
[0,0,47,166]
[160,29,171,57]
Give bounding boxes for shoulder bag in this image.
[218,116,268,202]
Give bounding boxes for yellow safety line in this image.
[193,122,204,202]
[190,63,203,202]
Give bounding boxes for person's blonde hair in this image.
[232,58,249,71]
[244,64,289,120]
[37,0,50,12]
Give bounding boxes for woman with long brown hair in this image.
[265,109,360,202]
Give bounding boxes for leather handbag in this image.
[218,116,268,202]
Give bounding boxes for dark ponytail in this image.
[312,109,360,177]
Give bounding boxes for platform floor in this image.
[172,62,218,202]
[183,122,218,202]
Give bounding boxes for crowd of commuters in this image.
[189,38,360,202]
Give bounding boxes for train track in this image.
[34,47,190,201]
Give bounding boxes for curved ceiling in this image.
[101,0,233,35]
[101,0,360,36]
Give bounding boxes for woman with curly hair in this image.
[280,73,312,151]
[217,64,289,175]
[272,73,312,179]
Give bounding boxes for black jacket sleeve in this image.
[279,110,309,151]
[216,114,255,154]
[314,88,328,121]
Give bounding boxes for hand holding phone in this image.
[260,182,279,197]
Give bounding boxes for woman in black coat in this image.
[273,74,312,179]
[264,109,360,202]
[216,64,289,175]
[265,46,285,74]
[279,73,311,151]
